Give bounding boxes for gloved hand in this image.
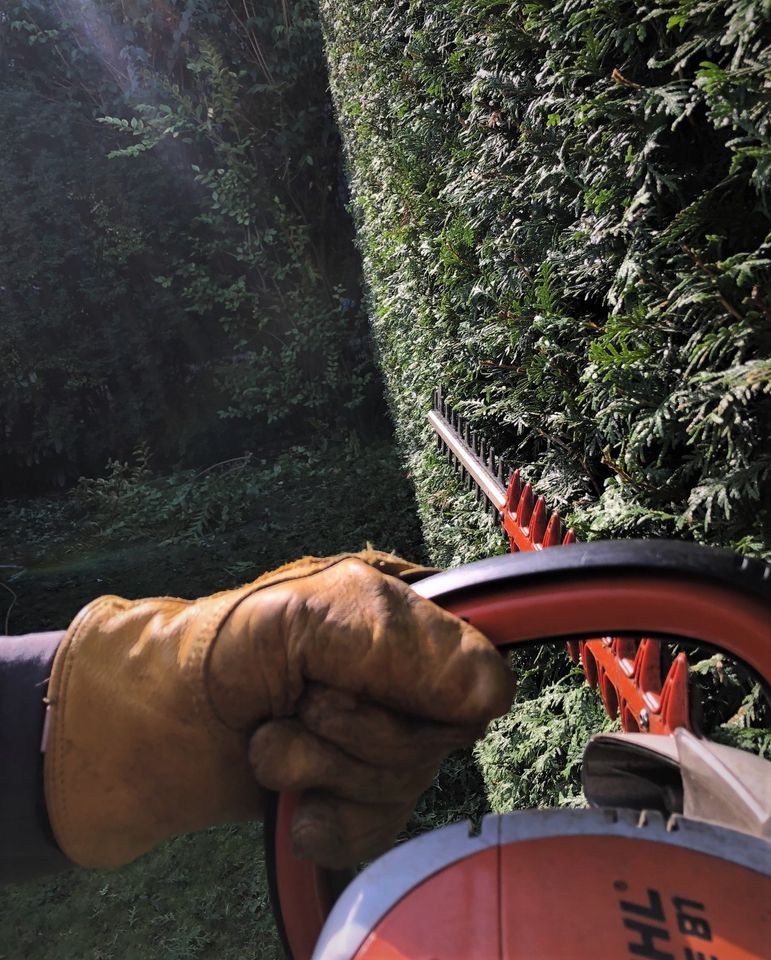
[44,549,514,870]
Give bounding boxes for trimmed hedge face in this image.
[321,0,771,562]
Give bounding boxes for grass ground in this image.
[1,437,427,634]
[0,826,279,960]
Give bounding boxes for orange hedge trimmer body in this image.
[264,393,771,960]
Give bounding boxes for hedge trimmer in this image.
[427,386,690,736]
[263,391,771,960]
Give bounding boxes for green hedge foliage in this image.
[321,0,771,559]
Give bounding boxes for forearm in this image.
[0,631,72,884]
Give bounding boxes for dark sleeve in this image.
[0,632,72,884]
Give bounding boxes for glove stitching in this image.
[190,593,247,733]
[238,553,358,593]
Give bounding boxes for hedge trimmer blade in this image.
[428,387,691,735]
[429,387,576,549]
[428,387,507,516]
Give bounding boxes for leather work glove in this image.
[44,549,514,870]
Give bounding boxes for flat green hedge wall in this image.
[321,0,771,562]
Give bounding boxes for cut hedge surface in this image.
[321,0,771,563]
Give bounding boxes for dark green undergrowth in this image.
[1,0,378,495]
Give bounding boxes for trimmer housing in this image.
[266,541,771,960]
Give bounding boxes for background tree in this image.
[1,0,376,494]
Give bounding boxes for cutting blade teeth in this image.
[429,388,509,514]
[429,392,665,733]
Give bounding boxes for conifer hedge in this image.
[321,0,771,561]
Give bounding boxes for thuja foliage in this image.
[476,664,617,812]
[321,0,771,557]
[320,1,771,793]
[1,0,375,494]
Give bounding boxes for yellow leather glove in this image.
[44,549,514,870]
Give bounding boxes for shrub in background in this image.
[1,0,378,494]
